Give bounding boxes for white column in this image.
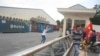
[85,19,90,27]
[71,19,74,29]
[62,18,67,37]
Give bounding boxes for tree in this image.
[90,4,100,25]
[56,20,60,25]
[90,15,100,25]
[93,4,100,13]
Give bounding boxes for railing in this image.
[63,36,87,56]
[63,35,73,56]
[11,35,73,56]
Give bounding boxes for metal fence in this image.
[10,35,73,56]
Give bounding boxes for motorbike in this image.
[81,40,100,53]
[89,42,100,53]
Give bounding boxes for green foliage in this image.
[56,20,60,25]
[90,4,100,25]
[90,14,100,25]
[93,4,100,13]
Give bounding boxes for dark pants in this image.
[89,36,96,46]
[41,35,46,43]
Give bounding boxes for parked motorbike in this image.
[89,42,100,53]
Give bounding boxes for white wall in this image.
[93,25,100,32]
[64,13,91,28]
[0,6,57,25]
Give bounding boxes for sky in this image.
[0,0,100,21]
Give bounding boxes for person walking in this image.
[73,25,83,56]
[41,26,50,43]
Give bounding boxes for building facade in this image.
[0,6,57,25]
[58,4,96,36]
[58,4,96,29]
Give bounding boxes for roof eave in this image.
[57,8,96,14]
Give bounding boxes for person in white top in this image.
[41,25,50,43]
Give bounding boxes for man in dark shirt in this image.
[73,25,83,56]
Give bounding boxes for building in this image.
[0,6,57,25]
[58,4,96,29]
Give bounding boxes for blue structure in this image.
[37,23,44,33]
[22,23,30,33]
[37,23,54,33]
[0,16,30,33]
[31,18,54,33]
[47,25,54,33]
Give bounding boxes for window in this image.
[67,18,72,29]
[74,20,85,26]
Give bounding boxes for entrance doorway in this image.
[74,20,85,27]
[67,18,72,29]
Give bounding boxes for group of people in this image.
[66,25,97,56]
[41,25,97,56]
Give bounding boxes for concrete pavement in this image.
[0,31,60,56]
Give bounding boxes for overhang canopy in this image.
[57,4,96,18]
[30,17,49,24]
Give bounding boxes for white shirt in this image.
[66,30,70,35]
[42,29,48,35]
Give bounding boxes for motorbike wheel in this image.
[95,45,100,53]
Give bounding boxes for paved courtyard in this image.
[0,31,60,56]
[0,31,99,56]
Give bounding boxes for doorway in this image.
[74,20,85,27]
